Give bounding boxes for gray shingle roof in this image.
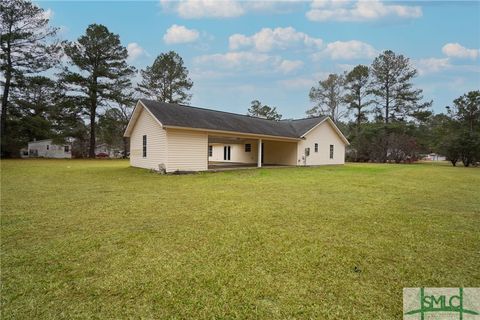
[139,99,327,139]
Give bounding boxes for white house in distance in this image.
[22,139,72,158]
[424,153,447,161]
[124,99,349,173]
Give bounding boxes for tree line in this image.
[247,52,479,166]
[1,0,193,158]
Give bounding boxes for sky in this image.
[38,0,480,119]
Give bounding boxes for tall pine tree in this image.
[0,0,59,156]
[344,65,371,132]
[137,51,193,104]
[307,73,346,123]
[370,50,431,123]
[61,24,135,158]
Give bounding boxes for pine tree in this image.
[137,51,193,103]
[307,73,346,123]
[0,0,59,156]
[247,100,282,120]
[61,24,135,158]
[370,50,431,123]
[344,65,371,131]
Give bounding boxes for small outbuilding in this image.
[124,100,349,172]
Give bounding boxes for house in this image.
[24,139,72,159]
[95,143,123,158]
[424,153,447,161]
[124,99,349,172]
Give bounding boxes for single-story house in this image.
[22,139,72,159]
[95,143,123,158]
[124,99,349,172]
[424,153,447,161]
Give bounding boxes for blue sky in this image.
[40,0,480,119]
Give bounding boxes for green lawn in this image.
[1,160,479,319]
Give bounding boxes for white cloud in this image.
[278,60,304,73]
[194,51,302,74]
[278,71,330,90]
[229,27,323,52]
[314,40,378,60]
[163,24,200,44]
[161,0,244,18]
[127,42,147,61]
[415,58,451,75]
[442,43,479,60]
[278,77,316,89]
[306,0,422,22]
[160,0,304,19]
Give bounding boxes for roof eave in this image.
[300,117,350,145]
[123,100,164,137]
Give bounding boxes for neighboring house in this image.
[24,139,72,159]
[95,143,123,158]
[124,99,349,173]
[424,153,447,161]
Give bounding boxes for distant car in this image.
[96,152,109,158]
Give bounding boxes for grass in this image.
[1,159,479,319]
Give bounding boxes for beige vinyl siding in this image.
[263,140,297,165]
[130,108,167,170]
[297,120,346,165]
[166,129,208,172]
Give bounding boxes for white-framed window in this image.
[314,143,318,153]
[208,145,213,157]
[329,144,334,159]
[64,146,70,153]
[142,135,147,158]
[245,143,251,152]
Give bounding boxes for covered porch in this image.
[207,132,299,170]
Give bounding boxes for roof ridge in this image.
[140,99,282,122]
[280,115,327,122]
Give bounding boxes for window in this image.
[245,143,251,152]
[314,143,318,153]
[142,135,147,157]
[208,145,213,157]
[64,146,70,153]
[329,144,334,159]
[46,145,49,150]
[305,147,310,157]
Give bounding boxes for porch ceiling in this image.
[208,136,254,144]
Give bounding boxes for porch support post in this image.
[258,139,262,168]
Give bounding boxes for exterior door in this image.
[261,143,264,164]
[223,146,231,160]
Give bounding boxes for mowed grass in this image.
[1,160,479,319]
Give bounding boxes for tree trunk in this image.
[385,85,389,124]
[356,94,362,134]
[89,108,96,158]
[1,43,12,158]
[123,137,128,159]
[88,79,98,158]
[1,73,11,158]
